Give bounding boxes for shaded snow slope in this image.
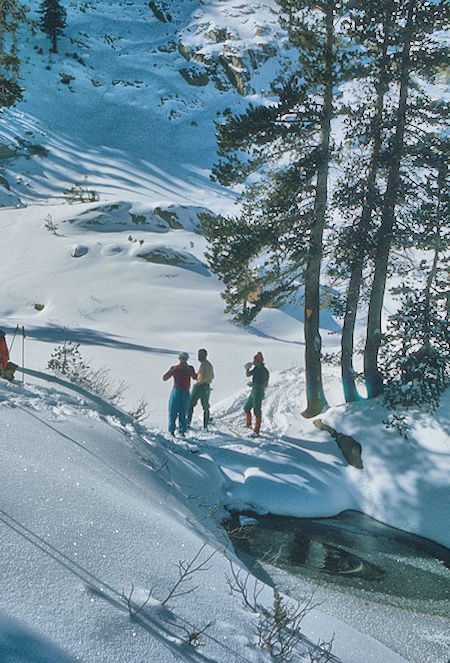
[1,0,285,209]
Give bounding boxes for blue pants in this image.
[168,388,190,434]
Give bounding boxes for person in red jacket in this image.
[0,330,10,377]
[163,352,197,436]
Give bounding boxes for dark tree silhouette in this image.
[38,0,66,53]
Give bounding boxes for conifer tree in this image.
[0,0,26,106]
[38,0,66,53]
[381,133,449,411]
[363,0,448,398]
[330,0,448,401]
[202,0,353,417]
[329,0,397,402]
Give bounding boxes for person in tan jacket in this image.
[188,348,214,430]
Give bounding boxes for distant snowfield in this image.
[0,1,448,661]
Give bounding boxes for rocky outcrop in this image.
[149,1,172,23]
[179,63,209,87]
[177,25,277,96]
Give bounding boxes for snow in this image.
[0,1,448,662]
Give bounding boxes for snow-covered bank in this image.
[1,378,416,663]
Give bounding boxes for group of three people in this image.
[162,349,269,437]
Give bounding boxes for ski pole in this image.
[22,326,25,386]
[9,324,20,353]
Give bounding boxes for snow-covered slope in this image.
[1,376,421,663]
[1,0,285,209]
[0,2,448,662]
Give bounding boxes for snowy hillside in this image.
[0,1,449,662]
[1,0,285,208]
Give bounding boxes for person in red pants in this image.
[0,330,10,377]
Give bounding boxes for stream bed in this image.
[223,509,449,663]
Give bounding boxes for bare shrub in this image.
[225,559,263,613]
[306,635,335,662]
[47,330,127,405]
[121,583,153,617]
[129,398,149,422]
[255,587,319,661]
[84,365,127,405]
[63,176,99,203]
[162,616,215,648]
[161,543,217,605]
[226,560,330,662]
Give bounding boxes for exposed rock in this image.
[72,245,89,258]
[0,144,16,159]
[219,55,248,96]
[130,213,147,226]
[59,72,75,85]
[154,207,182,229]
[149,1,172,23]
[206,27,236,43]
[176,21,278,98]
[178,42,194,61]
[179,64,209,87]
[0,175,10,191]
[136,247,209,275]
[158,40,177,53]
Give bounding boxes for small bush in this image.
[44,214,58,234]
[226,560,333,661]
[129,398,149,422]
[48,332,127,405]
[63,176,99,203]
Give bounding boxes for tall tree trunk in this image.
[302,0,334,417]
[341,12,391,402]
[423,159,445,351]
[364,0,415,398]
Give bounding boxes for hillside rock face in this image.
[150,0,283,95]
[177,21,280,95]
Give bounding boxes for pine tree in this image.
[330,0,395,402]
[202,0,354,417]
[38,0,66,53]
[330,0,448,401]
[363,0,449,398]
[0,0,27,107]
[381,132,449,411]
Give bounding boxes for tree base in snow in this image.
[301,403,326,418]
[314,419,363,469]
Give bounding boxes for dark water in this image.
[223,510,450,606]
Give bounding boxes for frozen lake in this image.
[224,510,450,663]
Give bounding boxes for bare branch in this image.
[161,543,217,606]
[225,559,264,613]
[121,583,154,617]
[162,616,215,648]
